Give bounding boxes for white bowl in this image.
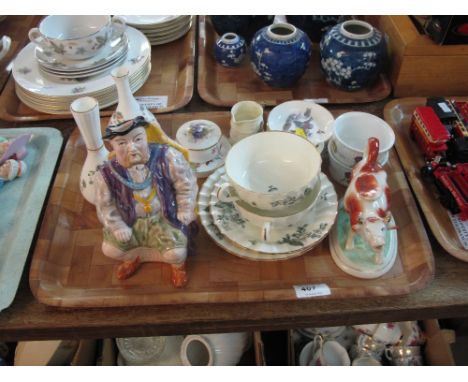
[219,131,322,212]
[332,112,395,166]
[267,100,335,145]
[328,134,389,168]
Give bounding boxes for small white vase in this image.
[110,66,157,125]
[109,66,189,159]
[180,332,250,366]
[70,97,109,205]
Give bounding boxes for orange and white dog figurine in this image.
[343,137,396,264]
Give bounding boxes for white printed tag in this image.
[135,96,168,110]
[304,98,329,104]
[199,19,206,40]
[448,212,468,250]
[438,102,452,114]
[294,283,331,299]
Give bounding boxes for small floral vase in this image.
[250,22,311,88]
[320,20,386,91]
[214,33,246,67]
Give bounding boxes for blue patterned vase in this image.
[250,23,312,88]
[320,20,386,91]
[214,33,247,67]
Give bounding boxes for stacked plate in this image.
[118,15,192,45]
[35,35,129,79]
[12,27,151,114]
[198,167,338,261]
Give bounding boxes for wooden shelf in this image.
[1,239,468,341]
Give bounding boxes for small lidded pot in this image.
[176,120,222,164]
[214,32,247,67]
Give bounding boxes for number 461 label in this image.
[294,283,331,299]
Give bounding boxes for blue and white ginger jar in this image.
[320,20,386,91]
[214,33,247,67]
[250,23,312,88]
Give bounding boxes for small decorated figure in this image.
[0,134,30,190]
[330,137,398,279]
[94,116,198,287]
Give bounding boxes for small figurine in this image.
[0,134,30,190]
[94,116,199,287]
[330,137,398,279]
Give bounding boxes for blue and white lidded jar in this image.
[320,20,387,91]
[214,33,247,67]
[250,23,312,88]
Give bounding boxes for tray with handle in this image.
[384,97,468,262]
[0,127,63,312]
[29,110,434,308]
[0,20,196,122]
[197,16,392,108]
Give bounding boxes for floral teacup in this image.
[218,131,322,213]
[29,15,126,60]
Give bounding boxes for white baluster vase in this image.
[110,66,157,124]
[70,97,109,205]
[180,332,250,366]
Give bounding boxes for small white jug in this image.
[230,101,263,144]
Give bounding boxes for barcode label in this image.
[304,98,329,104]
[294,283,331,298]
[135,96,168,110]
[448,212,468,250]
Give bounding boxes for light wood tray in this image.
[0,22,196,122]
[197,16,392,107]
[29,111,434,308]
[0,16,43,93]
[384,97,468,262]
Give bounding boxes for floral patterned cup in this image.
[218,131,322,213]
[29,15,126,60]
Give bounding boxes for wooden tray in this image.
[197,16,392,107]
[384,97,468,262]
[29,110,434,308]
[0,16,42,93]
[0,21,196,122]
[0,127,63,312]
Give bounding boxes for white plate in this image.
[136,16,191,32]
[267,100,335,145]
[36,34,128,72]
[118,15,184,27]
[141,18,192,37]
[146,22,192,45]
[210,171,338,254]
[13,27,150,98]
[15,62,151,114]
[192,135,231,178]
[39,54,128,79]
[198,168,312,261]
[15,57,150,102]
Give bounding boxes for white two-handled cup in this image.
[218,131,322,214]
[29,15,126,60]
